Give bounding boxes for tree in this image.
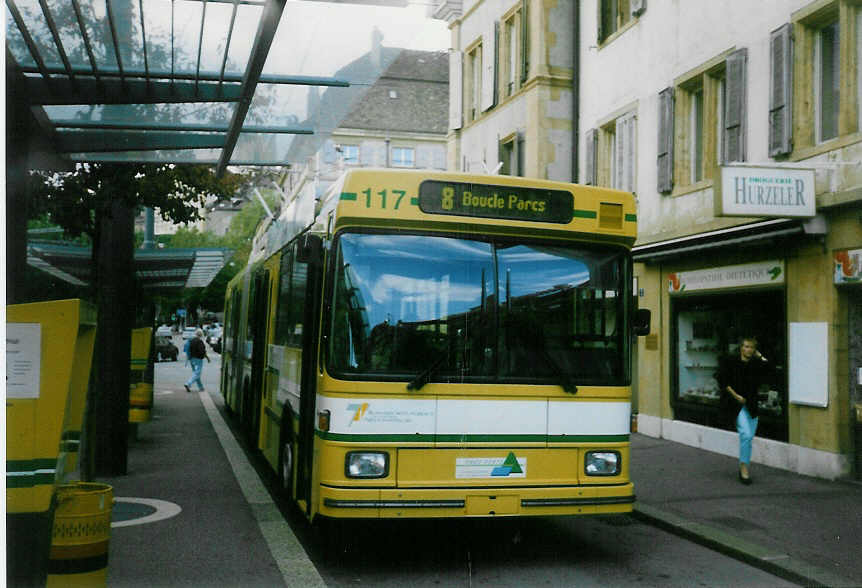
[27,162,248,476]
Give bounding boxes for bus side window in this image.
[274,249,294,346]
[289,248,308,348]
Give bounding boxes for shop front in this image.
[668,261,787,442]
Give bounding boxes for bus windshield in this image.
[328,231,631,386]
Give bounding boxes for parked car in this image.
[155,324,173,337]
[154,336,178,361]
[182,326,197,340]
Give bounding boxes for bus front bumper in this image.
[319,483,635,519]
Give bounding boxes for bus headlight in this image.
[346,452,389,478]
[585,451,620,476]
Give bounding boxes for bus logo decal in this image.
[347,402,369,426]
[491,452,524,476]
[455,454,527,479]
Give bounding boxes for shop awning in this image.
[632,219,816,263]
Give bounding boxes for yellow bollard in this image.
[47,482,113,587]
[129,327,153,423]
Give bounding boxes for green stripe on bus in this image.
[340,192,357,201]
[625,213,637,222]
[548,434,629,443]
[316,432,628,443]
[572,209,597,219]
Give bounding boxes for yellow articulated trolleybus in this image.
[221,168,650,523]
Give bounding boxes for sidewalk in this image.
[631,433,862,587]
[100,354,323,588]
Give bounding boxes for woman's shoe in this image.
[738,471,752,485]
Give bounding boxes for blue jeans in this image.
[736,406,759,465]
[186,358,205,391]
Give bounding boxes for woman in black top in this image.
[716,336,771,484]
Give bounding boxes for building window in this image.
[598,0,644,44]
[502,8,523,98]
[466,42,482,123]
[499,132,524,176]
[789,2,862,153]
[391,147,415,168]
[657,49,746,194]
[817,20,840,142]
[341,145,359,165]
[585,111,636,192]
[599,0,631,43]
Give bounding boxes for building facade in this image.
[435,0,574,179]
[438,0,862,480]
[285,45,449,203]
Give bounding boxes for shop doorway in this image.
[671,289,787,442]
[848,289,862,480]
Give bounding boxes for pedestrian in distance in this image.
[716,335,772,485]
[184,329,210,393]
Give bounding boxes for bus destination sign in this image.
[418,180,574,224]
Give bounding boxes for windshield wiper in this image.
[407,354,448,392]
[511,323,578,394]
[539,348,578,395]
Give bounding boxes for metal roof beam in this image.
[23,77,244,105]
[56,131,228,153]
[16,64,350,87]
[218,0,288,175]
[51,119,313,134]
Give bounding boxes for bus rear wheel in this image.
[278,422,294,500]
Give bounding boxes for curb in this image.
[632,503,855,588]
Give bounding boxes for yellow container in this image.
[47,482,113,587]
[129,327,154,423]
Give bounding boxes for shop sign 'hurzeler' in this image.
[715,165,816,218]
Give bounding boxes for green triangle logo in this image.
[502,452,522,474]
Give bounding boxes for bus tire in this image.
[278,408,295,500]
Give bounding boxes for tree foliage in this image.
[28,163,247,241]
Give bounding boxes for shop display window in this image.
[672,290,787,441]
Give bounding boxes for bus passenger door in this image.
[296,235,323,512]
[248,269,270,447]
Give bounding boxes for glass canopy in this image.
[6,0,449,170]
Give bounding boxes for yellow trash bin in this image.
[6,299,97,585]
[129,327,154,423]
[47,482,113,587]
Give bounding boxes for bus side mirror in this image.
[296,233,323,264]
[634,308,651,336]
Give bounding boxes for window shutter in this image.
[724,48,747,163]
[449,50,463,130]
[480,21,498,112]
[769,23,793,157]
[631,0,646,17]
[520,0,529,83]
[615,111,637,193]
[585,128,598,185]
[516,131,525,177]
[596,0,604,43]
[657,87,674,193]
